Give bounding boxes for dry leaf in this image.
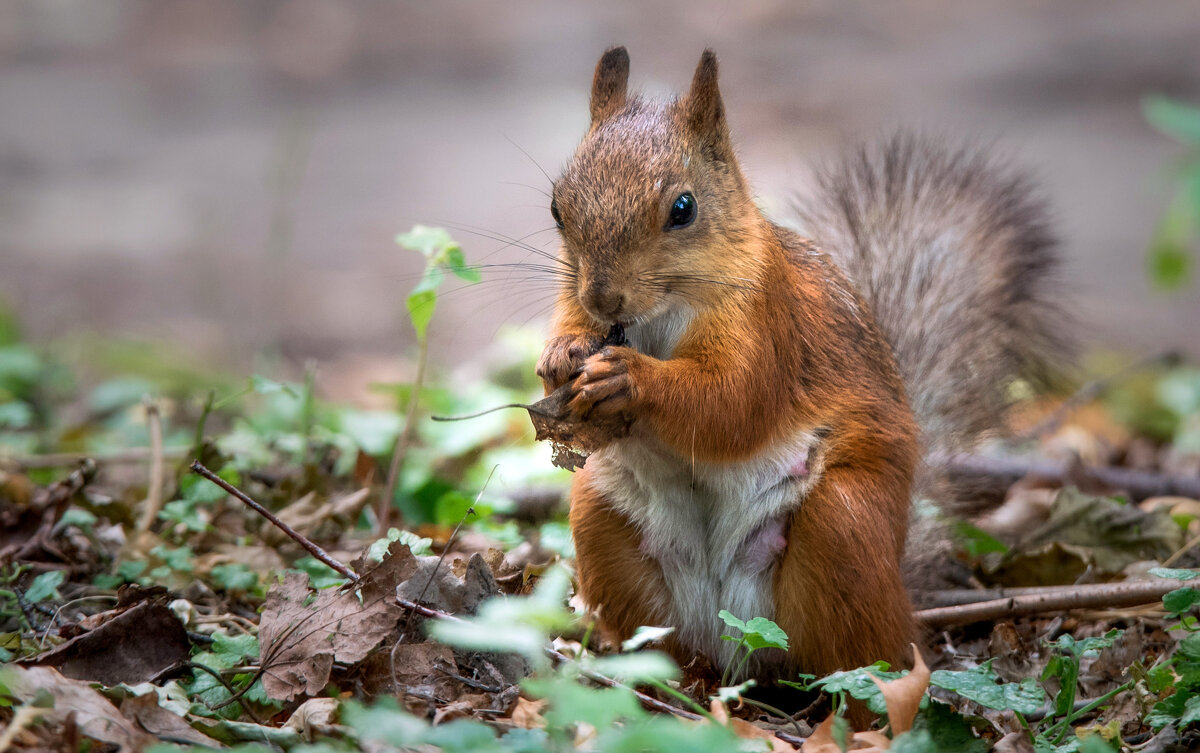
[708,699,799,752]
[258,570,403,701]
[25,600,189,685]
[6,666,155,752]
[282,697,341,736]
[511,697,547,729]
[869,644,929,736]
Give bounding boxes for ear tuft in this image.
[683,49,728,147]
[590,46,630,125]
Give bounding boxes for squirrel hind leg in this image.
[569,473,671,646]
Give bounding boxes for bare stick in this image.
[190,460,359,582]
[137,398,165,535]
[937,451,1200,501]
[915,585,1093,609]
[916,578,1200,628]
[381,334,430,531]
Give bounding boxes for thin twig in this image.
[137,398,165,535]
[189,460,359,581]
[381,333,430,531]
[916,578,1200,628]
[936,451,1200,501]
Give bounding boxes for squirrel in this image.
[535,47,1064,688]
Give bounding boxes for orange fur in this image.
[546,47,924,686]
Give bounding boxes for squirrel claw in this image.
[568,347,638,419]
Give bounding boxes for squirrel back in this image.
[796,135,1068,477]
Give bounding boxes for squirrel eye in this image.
[666,192,697,230]
[550,198,564,230]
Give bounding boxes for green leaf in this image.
[930,664,1045,715]
[913,700,988,753]
[1164,587,1200,615]
[889,729,937,753]
[445,245,482,283]
[396,225,457,259]
[366,529,433,562]
[406,288,437,339]
[150,545,195,574]
[210,563,258,593]
[342,697,429,746]
[1144,95,1200,146]
[717,610,789,650]
[811,663,904,715]
[212,631,260,663]
[292,557,349,590]
[952,521,1009,557]
[524,674,646,729]
[1151,567,1200,581]
[586,651,678,683]
[180,464,240,504]
[1179,633,1200,662]
[24,570,65,604]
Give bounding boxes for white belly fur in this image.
[586,419,821,670]
[581,309,821,670]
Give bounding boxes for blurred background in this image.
[2,0,1199,404]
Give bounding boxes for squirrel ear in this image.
[683,49,732,155]
[590,46,630,125]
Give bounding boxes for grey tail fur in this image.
[795,133,1069,469]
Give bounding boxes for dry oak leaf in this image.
[802,644,930,752]
[258,570,403,701]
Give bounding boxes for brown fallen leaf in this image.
[803,645,931,752]
[282,697,341,738]
[511,697,547,729]
[709,699,799,752]
[258,569,404,701]
[5,665,155,752]
[24,599,189,685]
[120,693,215,747]
[869,644,930,736]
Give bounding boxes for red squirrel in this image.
[536,47,1063,682]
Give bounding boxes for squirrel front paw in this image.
[536,333,604,393]
[568,346,640,420]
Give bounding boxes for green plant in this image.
[380,226,480,530]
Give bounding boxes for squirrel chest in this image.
[582,316,824,667]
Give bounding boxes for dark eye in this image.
[666,192,696,230]
[550,198,564,230]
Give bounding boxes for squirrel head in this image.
[552,47,759,327]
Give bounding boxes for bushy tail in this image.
[795,133,1068,462]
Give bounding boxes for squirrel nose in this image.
[583,286,625,320]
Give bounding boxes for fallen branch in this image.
[914,585,1090,609]
[189,460,359,582]
[916,578,1200,628]
[938,452,1200,502]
